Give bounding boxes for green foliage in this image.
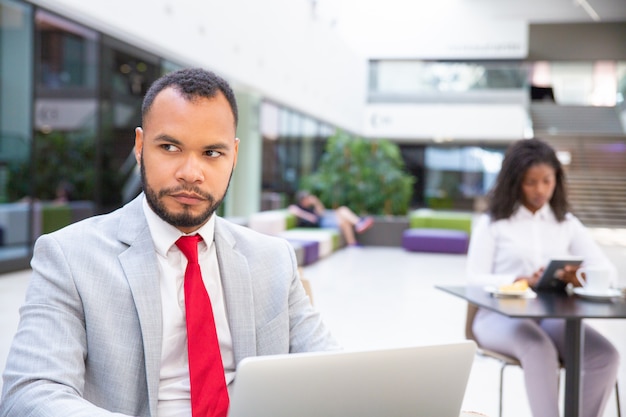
[300,131,414,215]
[7,131,96,201]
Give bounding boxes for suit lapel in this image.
[113,202,255,415]
[117,196,163,417]
[214,218,256,363]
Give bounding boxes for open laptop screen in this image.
[228,341,476,417]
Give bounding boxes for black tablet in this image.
[533,258,583,292]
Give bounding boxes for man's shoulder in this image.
[217,216,278,239]
[39,199,139,243]
[216,217,291,251]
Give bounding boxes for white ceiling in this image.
[315,0,626,57]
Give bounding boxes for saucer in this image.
[572,287,623,300]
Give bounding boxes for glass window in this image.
[29,11,99,211]
[260,101,279,140]
[0,0,33,269]
[618,61,626,105]
[424,146,504,210]
[161,59,185,76]
[35,10,98,94]
[370,60,527,95]
[99,36,160,211]
[260,101,332,206]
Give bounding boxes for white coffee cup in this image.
[575,267,611,292]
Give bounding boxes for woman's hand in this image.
[544,264,583,287]
[557,264,583,287]
[516,268,544,288]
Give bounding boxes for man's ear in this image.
[134,127,143,165]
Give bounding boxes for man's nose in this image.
[176,155,204,183]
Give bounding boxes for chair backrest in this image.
[465,303,479,342]
[465,303,524,367]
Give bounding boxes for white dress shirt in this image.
[142,197,236,417]
[466,204,617,286]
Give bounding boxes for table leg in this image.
[564,318,584,417]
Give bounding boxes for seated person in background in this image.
[53,180,75,204]
[466,138,619,417]
[288,190,373,247]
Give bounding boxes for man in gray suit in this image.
[0,68,339,417]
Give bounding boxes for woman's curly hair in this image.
[488,138,569,221]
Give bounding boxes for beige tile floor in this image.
[0,229,625,417]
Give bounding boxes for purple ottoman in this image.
[287,239,320,265]
[402,228,469,254]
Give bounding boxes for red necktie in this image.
[176,235,229,417]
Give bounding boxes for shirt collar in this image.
[513,203,553,221]
[142,195,216,257]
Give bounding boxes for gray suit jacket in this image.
[0,195,338,417]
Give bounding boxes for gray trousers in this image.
[473,308,620,417]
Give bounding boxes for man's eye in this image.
[206,150,222,158]
[161,144,179,152]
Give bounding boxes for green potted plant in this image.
[300,130,414,216]
[7,131,96,202]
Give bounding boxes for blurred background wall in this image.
[0,0,625,272]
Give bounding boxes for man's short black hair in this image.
[141,67,238,127]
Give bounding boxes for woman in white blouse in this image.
[466,139,619,417]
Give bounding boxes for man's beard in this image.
[140,156,230,229]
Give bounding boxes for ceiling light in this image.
[574,0,601,21]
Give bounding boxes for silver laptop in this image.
[228,341,476,417]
